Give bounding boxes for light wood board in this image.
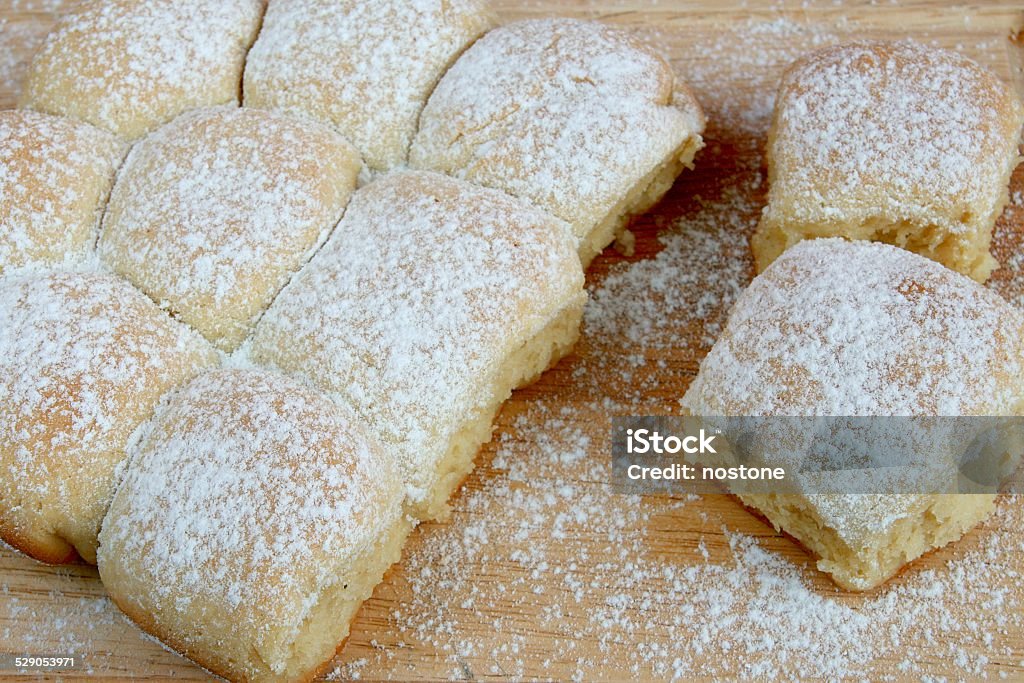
[1,1,1023,680]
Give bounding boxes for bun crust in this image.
[411,18,705,266]
[244,0,496,171]
[753,41,1024,282]
[251,170,586,519]
[0,272,218,564]
[98,369,409,683]
[99,106,361,352]
[0,110,123,275]
[683,238,1024,589]
[19,0,264,139]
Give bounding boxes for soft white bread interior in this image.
[244,0,496,171]
[0,110,124,275]
[410,18,705,267]
[682,238,1024,590]
[753,40,1024,283]
[0,271,218,564]
[18,0,264,140]
[98,368,410,683]
[250,170,586,520]
[99,106,362,353]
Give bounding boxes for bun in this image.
[251,170,586,520]
[411,18,705,267]
[244,0,495,171]
[19,0,264,140]
[752,41,1024,282]
[0,110,123,274]
[0,272,218,564]
[99,106,361,352]
[98,369,409,683]
[682,238,1024,589]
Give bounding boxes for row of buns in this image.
[3,0,1024,678]
[2,1,706,680]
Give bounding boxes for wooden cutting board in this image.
[1,1,1023,680]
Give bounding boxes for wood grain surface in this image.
[1,1,1023,681]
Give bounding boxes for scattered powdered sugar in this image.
[98,105,360,352]
[244,0,495,171]
[1,7,1022,682]
[584,183,755,353]
[0,572,125,675]
[329,399,1024,681]
[410,17,705,244]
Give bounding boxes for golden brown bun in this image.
[99,106,361,352]
[250,170,586,520]
[19,0,264,140]
[410,18,705,266]
[753,40,1024,282]
[98,369,409,683]
[244,0,495,171]
[0,110,123,275]
[683,238,1024,589]
[0,271,218,564]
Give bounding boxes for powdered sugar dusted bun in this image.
[753,40,1024,283]
[19,0,264,140]
[251,170,586,520]
[0,272,218,565]
[244,0,495,171]
[0,110,124,275]
[99,106,361,353]
[410,18,706,267]
[98,368,409,683]
[682,239,1024,590]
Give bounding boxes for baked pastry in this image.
[98,368,409,683]
[682,238,1024,590]
[0,110,123,274]
[0,272,218,565]
[243,0,495,171]
[752,40,1024,283]
[99,106,361,353]
[410,18,705,266]
[19,0,264,140]
[250,170,586,520]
